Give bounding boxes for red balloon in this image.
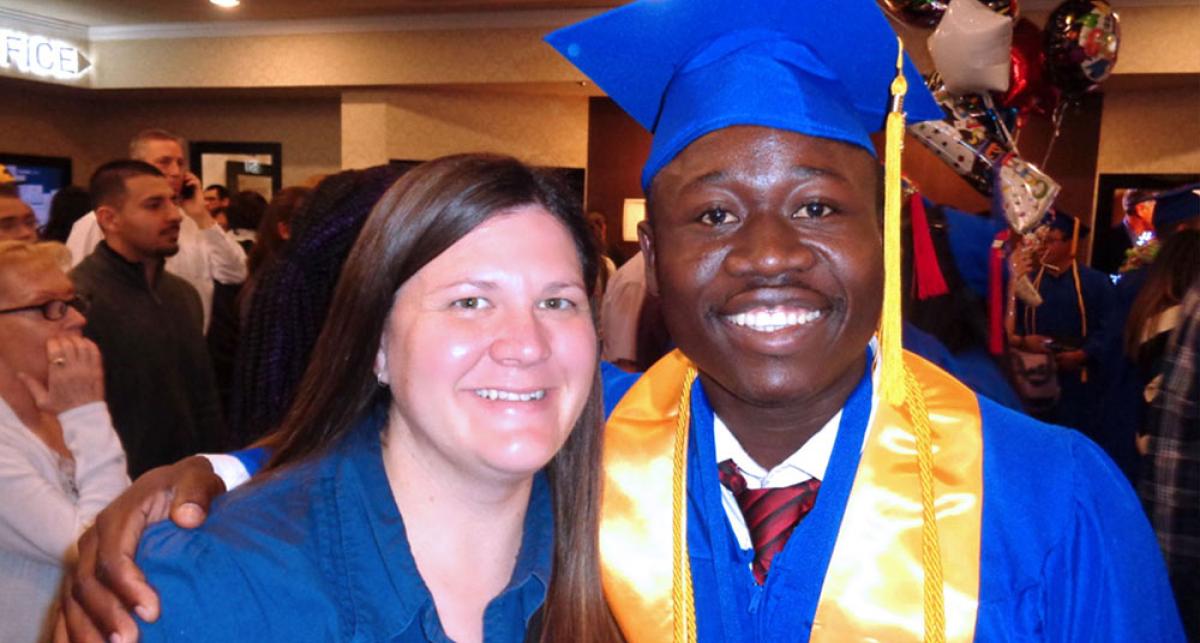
[997,19,1059,120]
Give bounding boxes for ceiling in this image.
[0,0,1189,28]
[0,0,621,26]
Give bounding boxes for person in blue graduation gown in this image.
[555,1,1179,640]
[1014,211,1115,434]
[1095,184,1200,481]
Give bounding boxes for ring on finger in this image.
[52,357,66,366]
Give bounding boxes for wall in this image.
[87,94,343,187]
[89,24,585,90]
[0,78,342,188]
[340,88,588,170]
[584,97,649,262]
[388,88,587,168]
[1096,83,1200,175]
[1,81,96,174]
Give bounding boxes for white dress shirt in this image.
[65,210,249,331]
[714,411,841,550]
[600,252,647,363]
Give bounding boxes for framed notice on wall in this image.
[191,141,282,201]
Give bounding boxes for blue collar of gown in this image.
[685,353,874,642]
[330,402,554,639]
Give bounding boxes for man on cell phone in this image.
[65,129,247,332]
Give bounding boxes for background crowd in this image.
[0,1,1196,635]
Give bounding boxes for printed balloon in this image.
[1043,0,1120,96]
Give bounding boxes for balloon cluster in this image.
[882,0,1121,232]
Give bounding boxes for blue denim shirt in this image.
[137,405,553,642]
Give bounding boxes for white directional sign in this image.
[1,29,92,80]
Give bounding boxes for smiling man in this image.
[551,0,1182,640]
[69,160,224,477]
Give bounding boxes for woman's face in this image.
[0,259,86,384]
[382,206,596,484]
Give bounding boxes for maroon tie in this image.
[718,459,821,584]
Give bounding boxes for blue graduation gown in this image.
[602,356,1183,642]
[1016,264,1115,433]
[1093,267,1151,481]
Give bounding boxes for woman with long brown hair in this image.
[129,154,616,642]
[1124,229,1200,427]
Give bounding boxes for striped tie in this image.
[718,459,821,584]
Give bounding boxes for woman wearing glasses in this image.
[0,240,129,643]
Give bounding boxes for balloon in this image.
[880,0,948,28]
[928,0,1013,96]
[1043,0,1120,97]
[879,0,1015,27]
[910,118,1008,195]
[993,153,1060,233]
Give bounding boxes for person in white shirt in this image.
[66,129,247,331]
[599,251,646,368]
[0,241,129,643]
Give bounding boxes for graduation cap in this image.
[545,0,943,193]
[1151,182,1200,235]
[1040,209,1090,238]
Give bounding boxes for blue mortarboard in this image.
[1151,182,1200,235]
[546,0,943,193]
[1040,208,1089,238]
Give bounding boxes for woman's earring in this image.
[374,350,390,387]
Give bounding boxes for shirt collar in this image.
[713,408,841,486]
[93,241,165,287]
[333,402,554,639]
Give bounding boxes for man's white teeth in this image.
[474,389,546,402]
[727,309,822,332]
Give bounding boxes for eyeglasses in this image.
[0,296,89,321]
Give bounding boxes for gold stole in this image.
[599,349,983,642]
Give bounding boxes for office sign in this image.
[1,29,91,80]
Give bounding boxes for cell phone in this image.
[179,183,196,200]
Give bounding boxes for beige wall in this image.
[340,88,588,170]
[387,88,587,167]
[88,95,343,187]
[1,86,96,171]
[1097,83,1200,174]
[90,27,582,90]
[0,84,341,188]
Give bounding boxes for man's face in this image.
[134,139,186,195]
[0,196,38,242]
[644,126,883,408]
[203,188,229,216]
[105,175,182,261]
[1040,229,1072,266]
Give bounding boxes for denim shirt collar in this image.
[328,403,554,640]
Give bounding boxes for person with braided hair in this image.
[227,167,403,447]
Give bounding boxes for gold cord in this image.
[672,367,698,643]
[905,366,946,643]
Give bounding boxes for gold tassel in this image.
[880,39,908,407]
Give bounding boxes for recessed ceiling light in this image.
[211,0,240,8]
